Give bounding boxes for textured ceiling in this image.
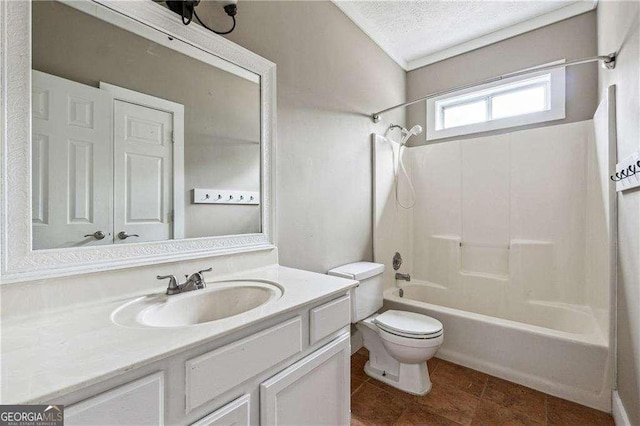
[333,1,593,70]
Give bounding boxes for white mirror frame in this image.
[0,0,276,283]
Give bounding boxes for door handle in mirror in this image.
[117,231,140,240]
[84,231,106,240]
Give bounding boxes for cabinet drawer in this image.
[191,394,250,426]
[66,372,164,426]
[186,317,303,412]
[309,294,350,345]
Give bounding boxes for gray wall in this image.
[33,0,261,238]
[198,1,406,273]
[597,1,640,424]
[406,11,598,146]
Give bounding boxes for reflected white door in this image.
[31,70,113,250]
[113,100,173,244]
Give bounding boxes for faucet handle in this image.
[157,274,180,295]
[189,267,212,289]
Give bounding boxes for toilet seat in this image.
[377,327,444,348]
[374,310,443,339]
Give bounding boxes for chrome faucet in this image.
[395,272,411,282]
[157,267,212,295]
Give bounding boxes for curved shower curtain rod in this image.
[371,53,617,123]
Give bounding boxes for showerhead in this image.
[385,123,423,145]
[399,124,423,146]
[407,125,423,136]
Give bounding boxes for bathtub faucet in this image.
[395,273,411,282]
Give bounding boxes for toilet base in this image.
[357,316,436,396]
[363,360,432,396]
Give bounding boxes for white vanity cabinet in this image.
[60,292,352,426]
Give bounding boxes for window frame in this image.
[426,65,566,141]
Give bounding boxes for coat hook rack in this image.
[192,188,260,205]
[611,150,640,192]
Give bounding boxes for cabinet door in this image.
[66,372,164,426]
[260,333,350,426]
[191,394,250,426]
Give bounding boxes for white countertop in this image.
[0,265,358,404]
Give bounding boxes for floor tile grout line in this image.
[469,401,480,426]
[408,397,468,426]
[432,358,554,421]
[478,376,489,399]
[429,359,441,374]
[351,380,365,396]
[478,376,551,425]
[468,385,482,426]
[391,402,468,426]
[391,404,411,426]
[544,394,549,425]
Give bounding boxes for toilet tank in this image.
[328,262,385,323]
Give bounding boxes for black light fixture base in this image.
[165,0,237,34]
[166,0,199,21]
[223,4,237,17]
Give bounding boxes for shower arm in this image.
[371,53,617,123]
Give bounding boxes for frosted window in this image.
[492,85,548,119]
[443,100,487,129]
[429,68,564,141]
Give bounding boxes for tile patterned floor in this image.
[351,349,614,426]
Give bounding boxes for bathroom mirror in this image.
[0,0,275,280]
[32,0,261,249]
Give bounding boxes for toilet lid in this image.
[374,310,443,337]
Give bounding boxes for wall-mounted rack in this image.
[610,150,640,192]
[192,188,260,205]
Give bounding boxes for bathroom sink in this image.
[112,280,283,328]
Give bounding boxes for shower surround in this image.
[373,93,615,411]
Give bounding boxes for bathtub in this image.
[383,283,612,411]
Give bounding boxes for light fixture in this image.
[166,0,238,35]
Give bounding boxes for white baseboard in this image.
[612,391,631,426]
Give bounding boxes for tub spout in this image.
[395,273,411,282]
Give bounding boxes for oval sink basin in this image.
[112,280,283,328]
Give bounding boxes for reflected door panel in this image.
[114,101,173,244]
[32,70,113,250]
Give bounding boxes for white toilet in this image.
[328,262,443,396]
